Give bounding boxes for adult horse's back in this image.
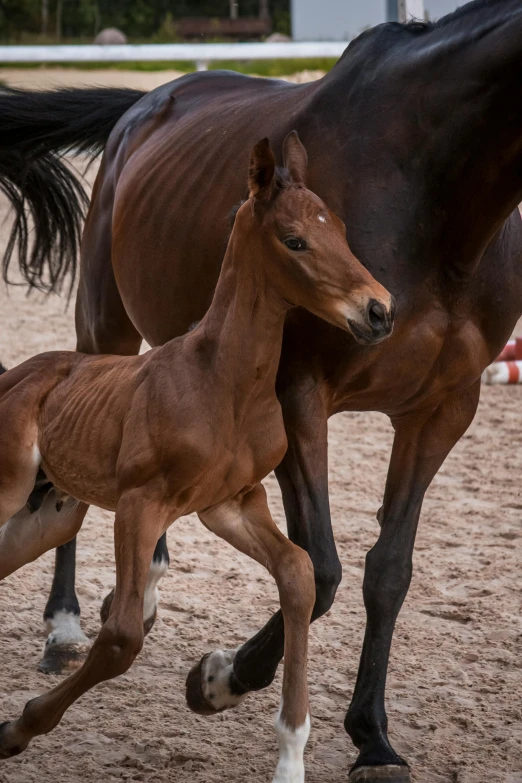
[2,1,522,780]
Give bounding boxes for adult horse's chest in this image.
[330,303,494,417]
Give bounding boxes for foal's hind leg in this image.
[0,493,87,581]
[196,485,315,783]
[0,489,168,759]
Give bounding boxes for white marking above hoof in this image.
[143,558,168,625]
[43,610,92,651]
[272,707,310,783]
[201,648,248,711]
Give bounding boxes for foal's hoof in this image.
[101,588,157,636]
[0,722,28,759]
[186,654,219,715]
[349,766,411,783]
[186,649,248,716]
[38,641,90,675]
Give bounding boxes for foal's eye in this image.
[283,237,306,251]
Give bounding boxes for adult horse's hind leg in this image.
[39,174,144,674]
[0,490,169,759]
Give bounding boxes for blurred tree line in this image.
[0,0,290,41]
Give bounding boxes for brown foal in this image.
[0,133,393,779]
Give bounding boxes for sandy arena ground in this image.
[0,68,521,783]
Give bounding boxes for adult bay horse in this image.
[1,0,522,780]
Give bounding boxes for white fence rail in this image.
[0,42,348,71]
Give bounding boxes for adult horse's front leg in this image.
[0,490,168,759]
[186,384,341,711]
[345,382,480,783]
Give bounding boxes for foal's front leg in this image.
[0,490,168,758]
[345,382,480,783]
[198,485,315,783]
[186,385,339,709]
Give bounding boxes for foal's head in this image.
[235,132,394,344]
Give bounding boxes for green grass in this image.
[209,57,337,76]
[0,60,195,72]
[0,57,337,76]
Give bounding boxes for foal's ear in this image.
[248,138,276,202]
[283,130,308,186]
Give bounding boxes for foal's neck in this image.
[196,225,289,401]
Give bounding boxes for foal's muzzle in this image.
[348,297,395,345]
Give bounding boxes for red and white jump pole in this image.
[482,337,522,384]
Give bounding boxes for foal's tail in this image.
[0,86,146,294]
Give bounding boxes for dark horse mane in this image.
[350,0,519,43]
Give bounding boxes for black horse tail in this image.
[0,86,146,294]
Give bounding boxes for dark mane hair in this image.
[346,0,518,50]
[432,0,516,28]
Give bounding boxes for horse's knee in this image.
[95,623,144,678]
[312,560,342,620]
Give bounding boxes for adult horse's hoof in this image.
[186,648,248,715]
[349,766,411,783]
[38,641,90,675]
[39,610,92,675]
[0,721,28,759]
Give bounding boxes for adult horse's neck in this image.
[322,1,522,281]
[194,225,289,406]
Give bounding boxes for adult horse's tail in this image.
[0,86,145,294]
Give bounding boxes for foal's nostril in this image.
[367,300,387,330]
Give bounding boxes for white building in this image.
[291,0,463,41]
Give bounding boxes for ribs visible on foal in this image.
[0,133,393,781]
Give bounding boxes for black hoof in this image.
[38,643,88,675]
[350,766,411,783]
[185,654,221,716]
[0,722,26,760]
